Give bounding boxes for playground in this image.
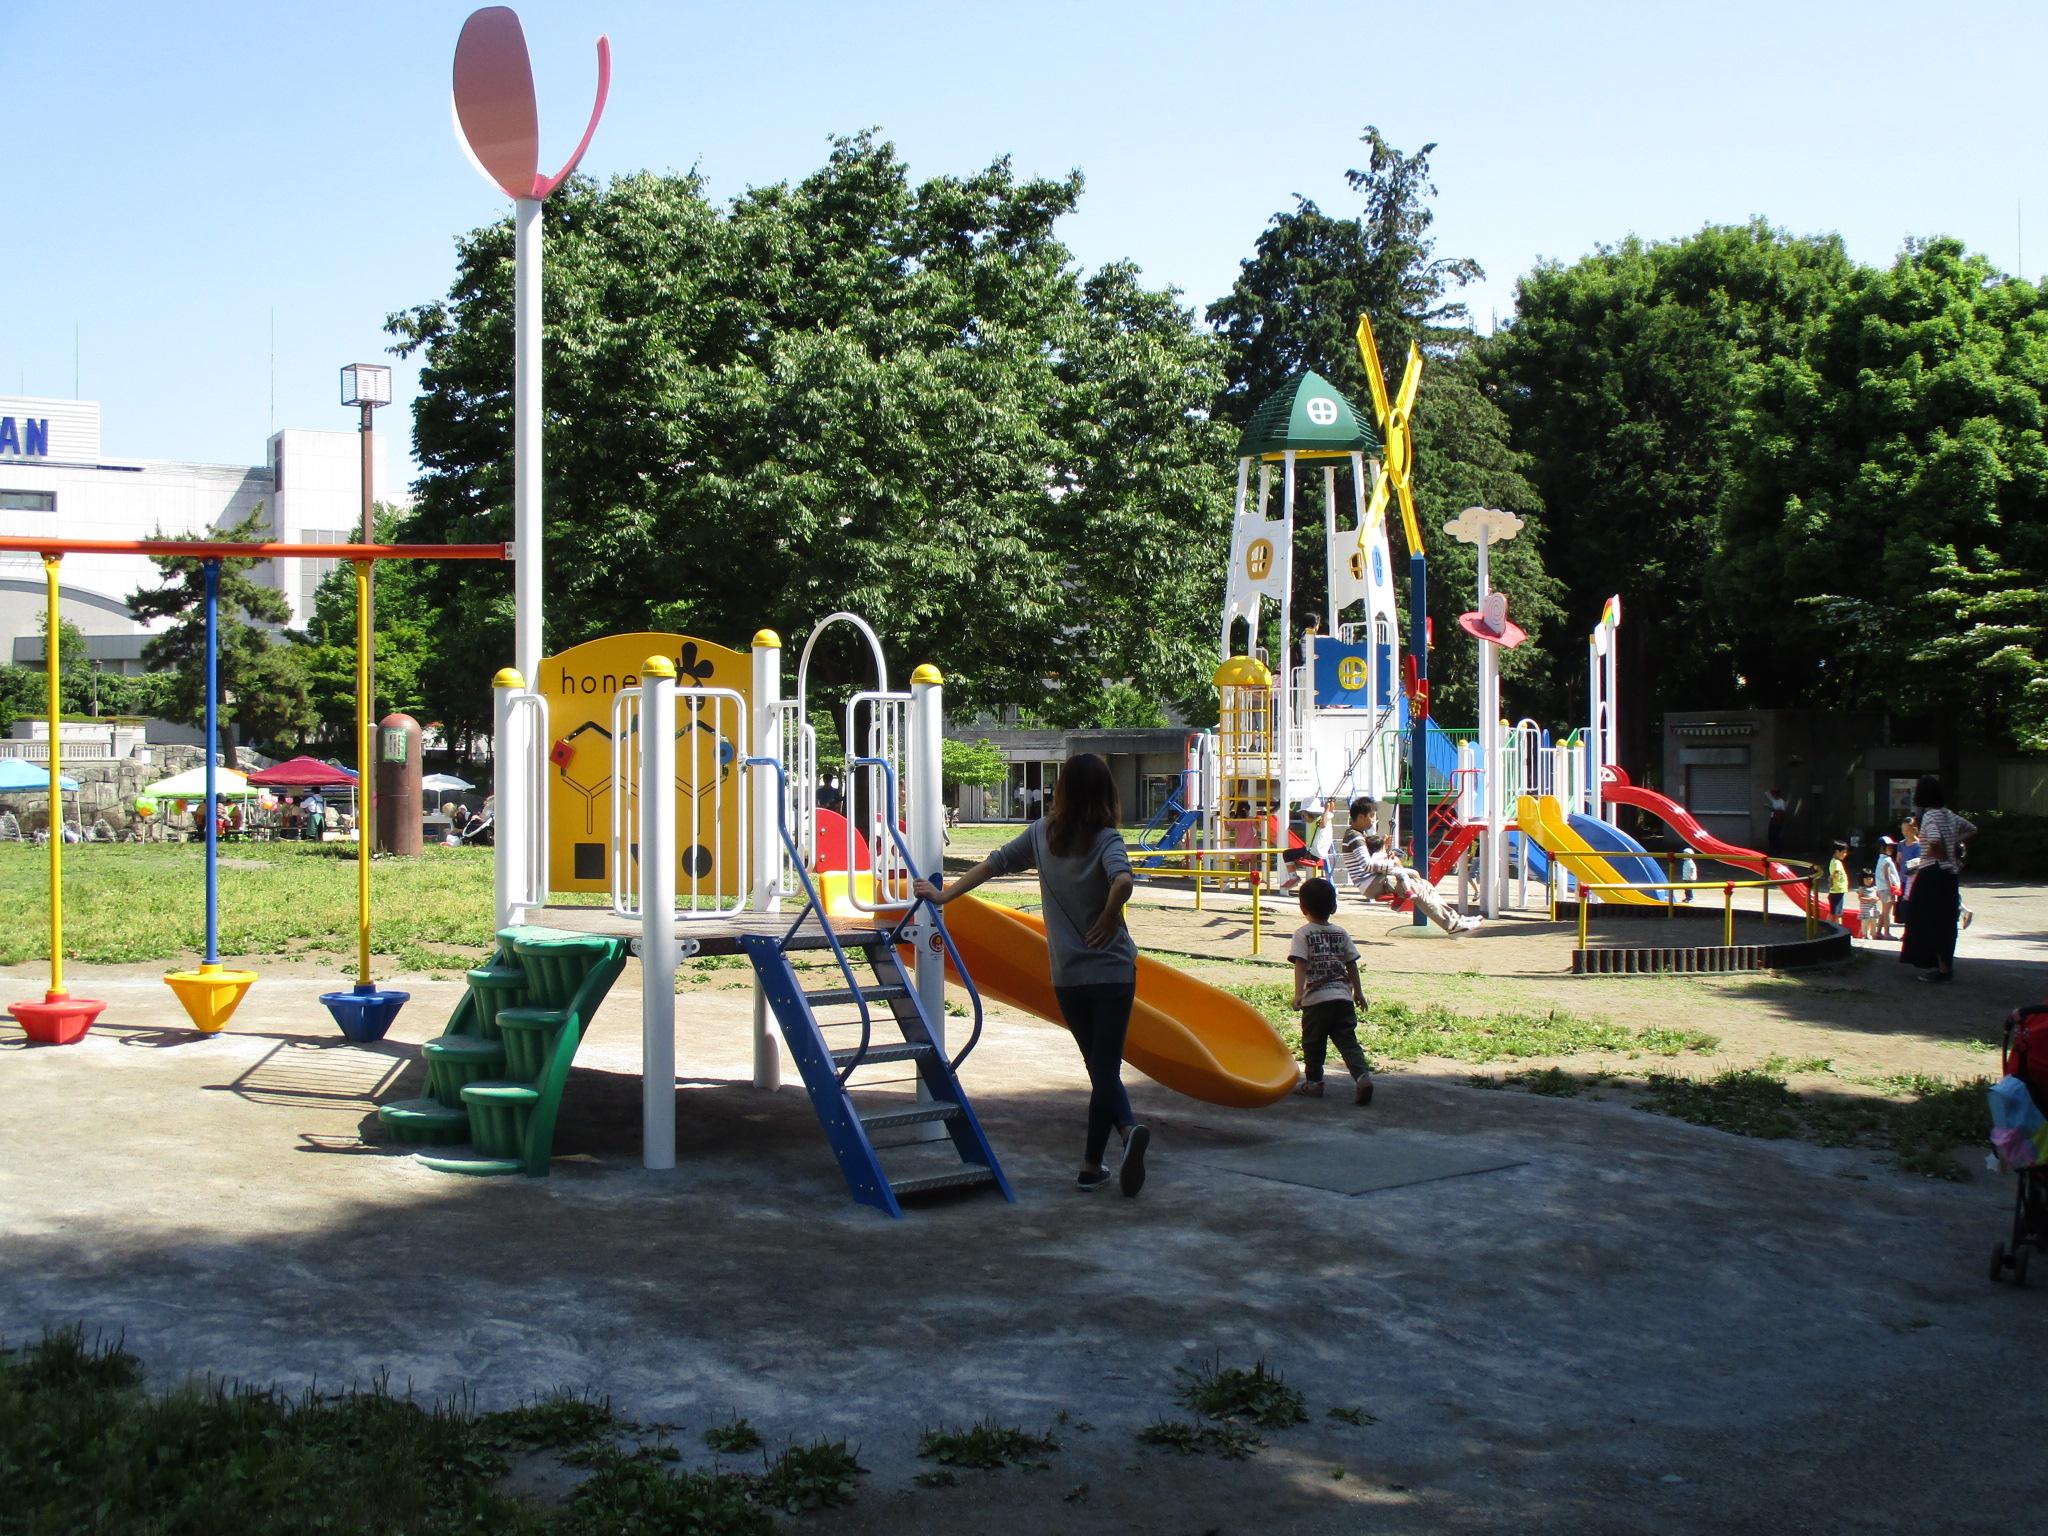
[1,874,2037,1532]
[4,10,2042,1534]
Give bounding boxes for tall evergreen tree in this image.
[1208,128,1560,722]
[127,508,316,766]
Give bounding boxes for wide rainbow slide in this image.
[936,895,1297,1109]
[1600,784,1859,937]
[1513,795,1671,905]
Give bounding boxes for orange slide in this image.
[937,895,1297,1109]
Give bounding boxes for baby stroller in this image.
[1989,1002,2048,1285]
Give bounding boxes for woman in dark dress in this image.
[1898,776,1975,982]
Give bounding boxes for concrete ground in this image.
[4,878,2047,1532]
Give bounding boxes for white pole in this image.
[1587,626,1602,823]
[1278,450,1296,816]
[492,667,525,932]
[640,656,677,1171]
[750,630,783,1090]
[1604,619,1620,822]
[1476,533,1499,918]
[909,665,946,1040]
[1322,465,1339,636]
[513,197,543,685]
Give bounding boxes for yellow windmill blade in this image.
[1393,341,1423,419]
[1386,344,1425,556]
[1355,315,1392,426]
[1362,459,1390,528]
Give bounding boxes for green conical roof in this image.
[1234,371,1381,459]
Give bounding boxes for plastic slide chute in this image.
[1514,795,1668,905]
[935,894,1297,1109]
[1600,784,1859,937]
[1565,811,1671,900]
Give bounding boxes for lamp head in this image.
[340,364,393,408]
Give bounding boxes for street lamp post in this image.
[340,363,390,850]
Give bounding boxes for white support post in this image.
[1588,626,1604,823]
[492,667,528,931]
[513,197,544,686]
[909,665,946,1052]
[749,631,783,1091]
[640,655,677,1171]
[1476,532,1500,918]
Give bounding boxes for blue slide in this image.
[1565,813,1672,901]
[1507,829,1551,882]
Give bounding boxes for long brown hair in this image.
[1046,753,1120,856]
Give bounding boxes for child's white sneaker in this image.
[1353,1073,1374,1106]
[1293,1078,1325,1097]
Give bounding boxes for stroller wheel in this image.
[2015,1245,2033,1289]
[1992,1243,2011,1282]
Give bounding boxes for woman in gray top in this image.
[913,753,1149,1194]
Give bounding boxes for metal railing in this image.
[611,684,750,919]
[1559,858,1827,949]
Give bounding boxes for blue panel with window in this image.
[1312,639,1378,708]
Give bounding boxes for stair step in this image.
[784,928,893,951]
[414,1149,524,1177]
[889,1164,998,1197]
[376,1097,471,1146]
[423,1034,506,1062]
[460,1080,542,1105]
[804,984,911,1009]
[859,1102,962,1131]
[829,1041,932,1067]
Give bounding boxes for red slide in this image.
[1601,785,1860,937]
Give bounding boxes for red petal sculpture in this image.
[453,7,609,202]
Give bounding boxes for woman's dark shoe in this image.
[1119,1124,1150,1197]
[1077,1167,1112,1190]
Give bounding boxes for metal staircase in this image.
[741,755,1014,1218]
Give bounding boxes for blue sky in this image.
[4,0,2046,476]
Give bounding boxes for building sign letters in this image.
[0,417,51,457]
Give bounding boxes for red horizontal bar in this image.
[0,537,510,560]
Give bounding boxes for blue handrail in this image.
[847,755,988,1073]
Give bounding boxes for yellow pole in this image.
[1723,883,1735,947]
[1194,869,1203,911]
[1761,880,1769,920]
[1577,888,1588,949]
[355,559,372,986]
[1251,870,1262,956]
[44,555,64,998]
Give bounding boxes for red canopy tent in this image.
[247,757,359,788]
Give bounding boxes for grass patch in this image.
[1225,986,1719,1064]
[1173,1358,1308,1429]
[0,841,507,966]
[917,1419,1060,1470]
[1135,1419,1265,1460]
[1638,1069,1991,1178]
[1327,1405,1377,1426]
[0,1325,871,1534]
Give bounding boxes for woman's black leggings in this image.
[1053,981,1136,1166]
[1899,866,1961,971]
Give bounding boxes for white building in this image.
[0,395,388,672]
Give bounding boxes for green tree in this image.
[1208,128,1561,722]
[388,135,1235,739]
[127,507,317,766]
[1478,220,1854,773]
[1715,237,2048,778]
[941,737,1006,791]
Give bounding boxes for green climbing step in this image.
[414,1148,525,1176]
[463,964,526,1038]
[494,1007,570,1080]
[461,1079,543,1158]
[423,1034,506,1107]
[376,1097,470,1145]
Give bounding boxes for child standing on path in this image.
[1873,837,1902,939]
[1678,847,1698,903]
[1287,878,1375,1105]
[1827,840,1850,922]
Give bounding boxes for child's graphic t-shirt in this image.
[1288,921,1362,1007]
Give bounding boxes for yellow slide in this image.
[1514,795,1663,905]
[938,895,1296,1109]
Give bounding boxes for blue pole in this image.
[1408,552,1428,926]
[203,558,219,966]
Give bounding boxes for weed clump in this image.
[1174,1358,1308,1429]
[753,1439,868,1513]
[917,1419,1060,1470]
[1136,1419,1264,1460]
[479,1392,623,1452]
[703,1417,765,1454]
[1327,1405,1377,1426]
